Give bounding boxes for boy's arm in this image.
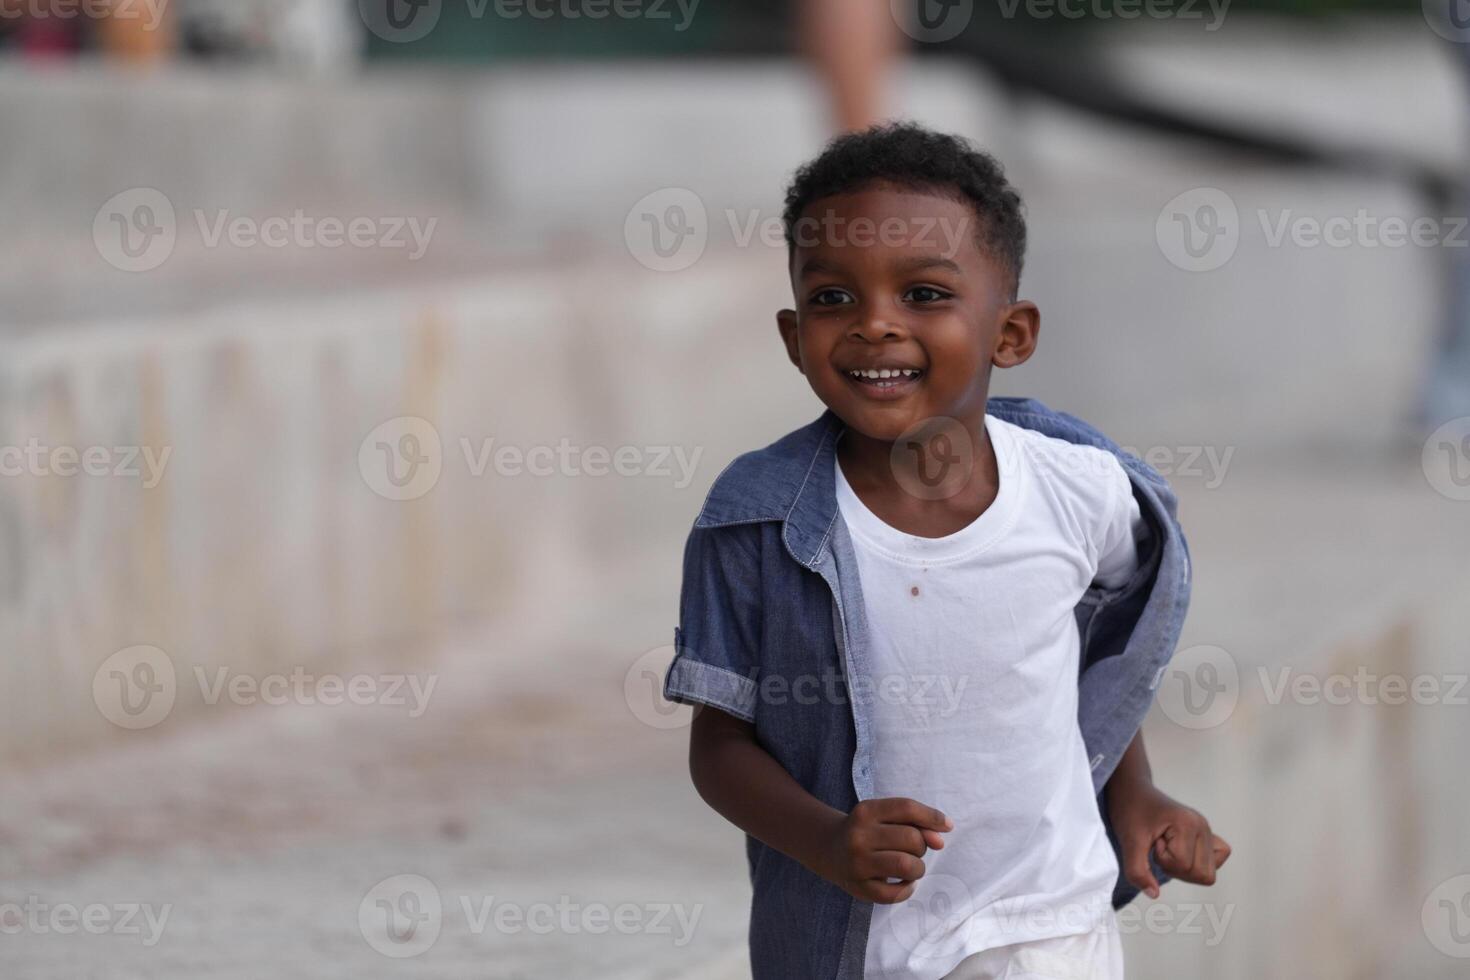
[1106,731,1231,898]
[689,705,952,905]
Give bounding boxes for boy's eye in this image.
[808,287,854,307]
[904,285,951,304]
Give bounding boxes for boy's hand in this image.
[819,797,953,904]
[1108,782,1230,899]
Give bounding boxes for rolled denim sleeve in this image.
[663,523,764,722]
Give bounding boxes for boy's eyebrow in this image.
[892,256,963,275]
[796,255,963,278]
[796,257,841,277]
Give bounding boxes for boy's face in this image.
[777,184,1039,444]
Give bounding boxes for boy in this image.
[664,123,1229,980]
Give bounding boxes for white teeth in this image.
[848,368,921,381]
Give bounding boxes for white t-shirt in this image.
[837,414,1145,980]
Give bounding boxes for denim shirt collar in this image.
[695,409,846,570]
[696,399,1188,594]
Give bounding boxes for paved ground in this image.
[0,620,752,979]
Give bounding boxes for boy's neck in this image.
[835,411,1001,539]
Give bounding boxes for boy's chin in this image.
[823,400,932,445]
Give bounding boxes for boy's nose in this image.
[849,309,907,342]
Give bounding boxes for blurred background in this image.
[3,1,1470,977]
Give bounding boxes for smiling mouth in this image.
[845,367,924,391]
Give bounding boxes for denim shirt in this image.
[664,397,1190,980]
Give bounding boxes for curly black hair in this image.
[782,122,1027,295]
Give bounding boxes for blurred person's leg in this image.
[1424,230,1470,430]
[96,0,174,62]
[1423,40,1470,431]
[799,0,899,133]
[275,0,362,73]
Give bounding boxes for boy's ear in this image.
[992,300,1040,370]
[776,309,804,374]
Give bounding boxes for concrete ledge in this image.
[0,249,791,758]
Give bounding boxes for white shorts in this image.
[939,916,1124,980]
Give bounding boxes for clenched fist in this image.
[816,797,953,904]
